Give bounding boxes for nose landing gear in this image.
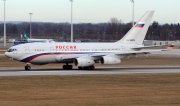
[25,64,31,70]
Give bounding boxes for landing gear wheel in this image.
[91,66,95,70]
[63,65,73,70]
[25,65,31,70]
[88,66,95,70]
[87,66,91,70]
[78,66,95,70]
[78,67,83,70]
[63,65,66,70]
[68,65,73,69]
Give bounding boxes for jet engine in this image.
[74,58,95,67]
[100,56,121,64]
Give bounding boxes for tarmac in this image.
[0,66,180,76]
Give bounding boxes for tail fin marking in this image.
[23,32,29,41]
[116,11,154,45]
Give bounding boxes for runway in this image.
[0,66,180,76]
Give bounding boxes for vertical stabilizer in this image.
[24,32,29,41]
[116,11,154,45]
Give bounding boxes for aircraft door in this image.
[25,47,30,54]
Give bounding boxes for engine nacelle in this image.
[74,58,95,67]
[100,56,121,64]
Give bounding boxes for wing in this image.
[59,49,165,61]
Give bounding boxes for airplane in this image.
[23,32,54,43]
[14,32,54,45]
[4,10,165,70]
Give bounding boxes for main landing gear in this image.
[62,63,95,70]
[25,64,31,70]
[63,63,73,70]
[78,66,95,70]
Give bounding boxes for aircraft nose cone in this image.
[4,52,10,58]
[4,52,7,56]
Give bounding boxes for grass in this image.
[0,74,180,106]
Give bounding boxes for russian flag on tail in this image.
[135,22,145,28]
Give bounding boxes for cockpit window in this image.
[7,48,17,52]
[7,48,12,52]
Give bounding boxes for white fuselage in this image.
[5,42,135,65]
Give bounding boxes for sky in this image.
[0,0,180,23]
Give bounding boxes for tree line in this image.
[0,18,180,42]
